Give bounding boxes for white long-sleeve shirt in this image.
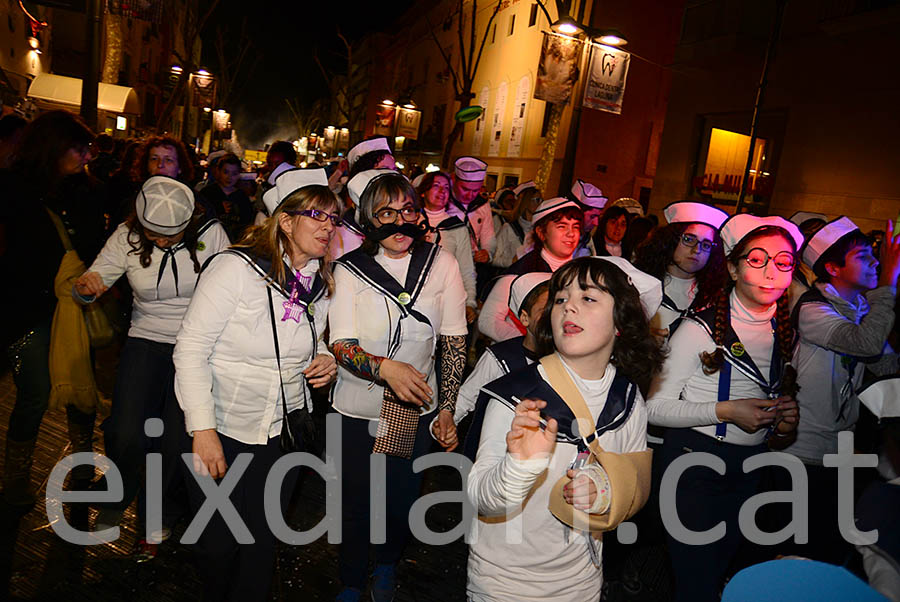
[492,217,531,268]
[426,208,477,308]
[788,283,898,464]
[328,246,468,420]
[173,253,330,444]
[650,273,697,333]
[82,220,230,344]
[467,360,648,602]
[447,199,496,259]
[646,290,777,446]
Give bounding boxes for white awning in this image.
[27,73,140,114]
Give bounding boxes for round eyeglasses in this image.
[740,248,796,272]
[374,206,420,224]
[285,209,343,227]
[680,233,717,253]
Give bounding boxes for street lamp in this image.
[552,17,582,36]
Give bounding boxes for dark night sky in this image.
[202,0,414,149]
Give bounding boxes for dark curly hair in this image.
[134,136,194,183]
[633,222,727,311]
[535,256,666,387]
[698,226,799,399]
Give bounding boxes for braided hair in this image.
[699,226,799,398]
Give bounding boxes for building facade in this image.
[650,0,900,232]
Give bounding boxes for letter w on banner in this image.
[583,44,631,115]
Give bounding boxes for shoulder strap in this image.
[540,354,606,456]
[45,208,74,252]
[790,286,829,330]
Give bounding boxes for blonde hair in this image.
[233,184,339,295]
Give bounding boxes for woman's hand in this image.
[432,409,458,451]
[716,397,778,433]
[74,271,107,298]
[563,468,597,511]
[465,306,477,324]
[379,359,432,405]
[192,429,227,478]
[304,353,337,388]
[506,398,557,461]
[773,396,799,433]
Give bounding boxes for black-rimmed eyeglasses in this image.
[680,233,717,253]
[374,206,420,224]
[740,248,796,272]
[285,209,343,227]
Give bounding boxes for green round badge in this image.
[730,342,745,357]
[196,241,206,251]
[307,304,315,317]
[398,292,411,305]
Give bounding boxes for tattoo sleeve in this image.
[330,339,385,383]
[438,335,467,413]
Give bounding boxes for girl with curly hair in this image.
[633,201,729,338]
[646,214,803,602]
[466,256,666,601]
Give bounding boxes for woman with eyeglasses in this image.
[1,110,105,507]
[646,214,803,602]
[328,169,467,602]
[633,202,729,339]
[173,169,339,601]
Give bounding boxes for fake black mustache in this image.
[366,221,428,241]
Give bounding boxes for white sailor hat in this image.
[411,173,426,189]
[789,211,828,226]
[719,214,804,256]
[610,197,644,216]
[346,168,399,207]
[531,197,582,225]
[267,161,297,186]
[595,256,663,319]
[347,137,392,168]
[802,216,862,269]
[508,272,551,317]
[571,179,607,209]
[513,180,537,196]
[454,156,487,182]
[206,149,227,167]
[136,176,195,236]
[663,201,729,229]
[858,377,900,422]
[262,167,329,215]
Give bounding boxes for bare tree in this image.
[427,0,501,168]
[314,28,367,146]
[285,97,329,141]
[155,0,221,135]
[214,18,258,110]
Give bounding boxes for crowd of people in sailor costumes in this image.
[3,119,900,602]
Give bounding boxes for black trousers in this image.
[103,336,188,526]
[659,428,766,602]
[184,432,299,602]
[337,411,433,590]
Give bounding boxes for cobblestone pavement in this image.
[0,354,468,602]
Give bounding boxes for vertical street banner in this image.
[471,86,489,155]
[533,32,582,105]
[396,107,421,139]
[583,44,631,114]
[507,75,531,158]
[373,103,396,137]
[488,81,508,156]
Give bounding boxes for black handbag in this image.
[267,287,324,457]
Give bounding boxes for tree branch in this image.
[456,0,469,82]
[425,9,463,96]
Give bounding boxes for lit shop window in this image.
[693,128,773,202]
